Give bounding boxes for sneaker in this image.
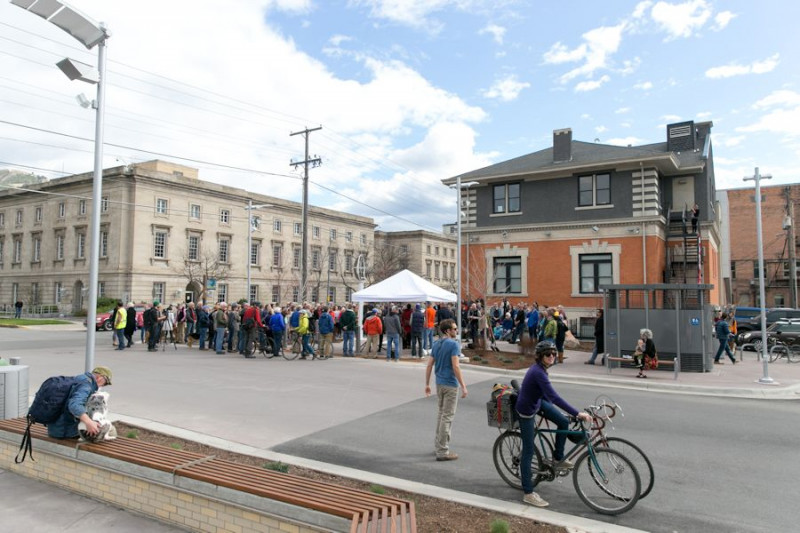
[714,360,724,365]
[436,452,459,461]
[556,458,574,469]
[523,492,549,508]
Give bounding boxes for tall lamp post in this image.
[13,0,109,372]
[744,167,775,385]
[453,178,478,349]
[245,200,270,302]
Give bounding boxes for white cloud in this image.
[634,81,653,90]
[615,107,631,114]
[482,75,530,101]
[650,0,712,40]
[661,114,682,122]
[479,23,506,45]
[605,136,645,146]
[543,24,626,83]
[712,10,736,31]
[632,1,653,19]
[266,0,313,14]
[737,106,800,138]
[696,111,712,118]
[574,75,610,92]
[705,54,780,79]
[716,135,744,147]
[753,90,800,109]
[329,34,353,46]
[350,0,498,33]
[595,125,608,133]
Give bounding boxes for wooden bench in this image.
[606,355,676,379]
[0,418,416,533]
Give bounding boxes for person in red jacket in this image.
[241,301,263,358]
[363,308,383,356]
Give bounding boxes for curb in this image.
[112,414,647,533]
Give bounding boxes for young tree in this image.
[179,247,230,305]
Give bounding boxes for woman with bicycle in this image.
[516,341,591,508]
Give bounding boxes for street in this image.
[3,327,799,532]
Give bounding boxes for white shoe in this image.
[523,492,549,507]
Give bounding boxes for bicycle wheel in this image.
[768,345,786,363]
[261,337,276,358]
[492,431,546,490]
[573,447,640,515]
[284,336,301,360]
[598,436,654,499]
[788,344,800,363]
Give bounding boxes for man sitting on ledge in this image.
[48,366,113,440]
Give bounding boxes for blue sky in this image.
[2,0,799,231]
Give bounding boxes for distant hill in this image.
[0,168,48,187]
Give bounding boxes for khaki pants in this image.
[320,333,333,356]
[175,322,185,344]
[366,334,379,354]
[435,386,459,457]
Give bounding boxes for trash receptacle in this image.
[0,364,29,419]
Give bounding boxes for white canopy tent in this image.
[352,269,456,303]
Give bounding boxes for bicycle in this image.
[289,331,328,360]
[490,386,643,515]
[767,343,800,363]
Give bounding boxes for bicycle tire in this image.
[492,430,546,490]
[573,447,640,515]
[261,337,277,359]
[788,344,800,363]
[284,337,301,360]
[598,436,654,499]
[768,345,786,363]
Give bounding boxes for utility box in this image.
[0,365,29,419]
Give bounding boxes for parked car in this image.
[737,320,800,351]
[85,305,145,331]
[731,307,762,332]
[737,307,800,333]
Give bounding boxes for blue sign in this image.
[207,278,217,290]
[690,317,700,326]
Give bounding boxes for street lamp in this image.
[13,0,109,373]
[744,167,775,385]
[451,178,478,349]
[245,200,271,302]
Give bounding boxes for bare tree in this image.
[178,247,231,304]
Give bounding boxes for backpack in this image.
[486,383,517,429]
[15,375,83,463]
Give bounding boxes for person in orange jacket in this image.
[364,308,383,356]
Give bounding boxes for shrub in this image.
[472,355,483,362]
[125,430,139,439]
[96,297,118,312]
[74,309,87,317]
[169,443,182,450]
[490,519,510,533]
[263,461,290,473]
[369,484,386,495]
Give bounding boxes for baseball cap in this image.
[92,366,113,385]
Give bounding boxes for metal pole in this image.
[247,198,252,301]
[745,167,774,384]
[456,174,462,349]
[674,288,681,380]
[788,196,797,308]
[84,33,107,372]
[301,133,309,302]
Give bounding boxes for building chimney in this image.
[553,128,572,162]
[666,121,695,152]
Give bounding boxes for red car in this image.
[85,306,145,331]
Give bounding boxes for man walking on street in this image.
[714,312,737,365]
[424,318,468,461]
[340,304,357,356]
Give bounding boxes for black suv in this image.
[739,308,800,332]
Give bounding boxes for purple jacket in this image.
[515,363,579,418]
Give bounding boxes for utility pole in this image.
[290,126,322,302]
[785,187,798,308]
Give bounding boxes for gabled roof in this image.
[444,138,707,185]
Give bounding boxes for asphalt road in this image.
[5,327,799,532]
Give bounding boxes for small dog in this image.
[78,391,117,442]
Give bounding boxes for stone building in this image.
[374,230,457,291]
[0,160,377,311]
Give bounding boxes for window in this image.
[426,261,431,277]
[32,235,41,262]
[218,283,228,303]
[101,196,109,213]
[450,264,455,280]
[16,209,24,225]
[782,261,800,279]
[435,246,440,256]
[731,261,736,280]
[345,287,353,302]
[0,237,4,265]
[345,231,352,242]
[493,183,521,214]
[218,238,230,263]
[97,281,105,298]
[426,245,431,255]
[189,204,201,219]
[360,233,367,245]
[249,285,258,303]
[579,253,612,293]
[273,219,281,232]
[54,282,62,304]
[493,257,521,294]
[434,262,440,279]
[219,209,230,224]
[400,245,408,255]
[451,249,455,258]
[12,283,18,303]
[753,261,760,279]
[57,203,65,218]
[35,206,42,223]
[327,287,336,303]
[31,282,39,305]
[330,228,337,241]
[329,250,337,271]
[294,222,302,235]
[272,285,280,304]
[56,234,64,260]
[250,241,260,266]
[293,247,301,268]
[292,286,299,302]
[0,212,4,227]
[313,226,320,239]
[272,244,282,266]
[345,253,353,273]
[188,235,199,261]
[152,282,165,303]
[154,231,167,258]
[578,174,611,207]
[76,233,86,259]
[99,230,108,258]
[775,294,786,307]
[78,200,86,216]
[311,286,319,303]
[312,249,320,269]
[13,237,22,263]
[156,198,168,214]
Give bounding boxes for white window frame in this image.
[484,245,530,297]
[188,235,200,261]
[272,285,280,304]
[569,241,621,297]
[250,241,260,266]
[330,228,337,241]
[152,282,165,303]
[76,233,86,259]
[218,283,228,303]
[57,203,65,219]
[249,285,258,303]
[219,209,230,224]
[272,243,282,267]
[99,230,108,258]
[312,226,320,239]
[189,204,201,220]
[293,247,301,269]
[294,222,302,236]
[35,206,43,223]
[345,231,352,242]
[273,219,282,233]
[218,238,230,263]
[32,234,41,262]
[328,250,337,271]
[156,198,169,215]
[154,231,167,259]
[78,200,86,216]
[56,234,64,260]
[101,196,109,213]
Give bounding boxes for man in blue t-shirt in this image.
[424,318,468,461]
